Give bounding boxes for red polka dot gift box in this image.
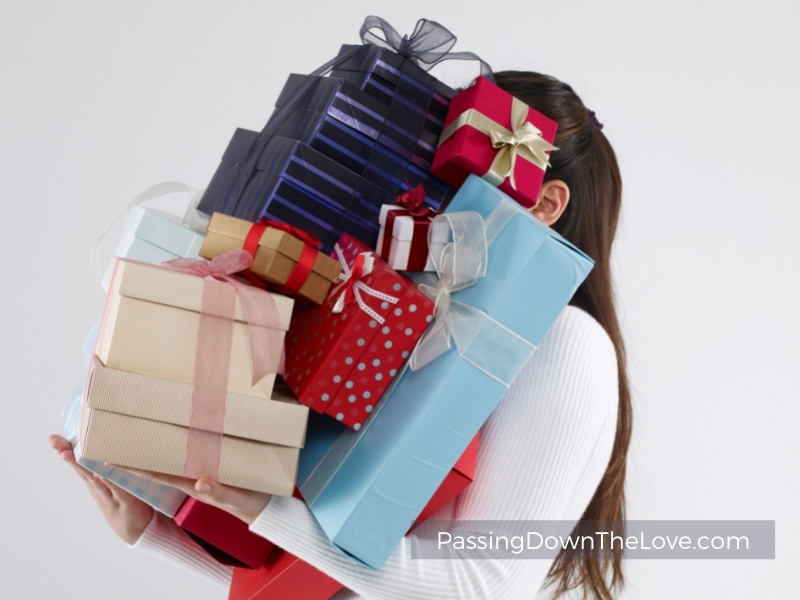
[283,233,434,430]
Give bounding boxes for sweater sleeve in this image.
[132,511,233,590]
[249,306,620,600]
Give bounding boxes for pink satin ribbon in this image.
[163,249,286,479]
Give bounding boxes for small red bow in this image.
[396,180,433,218]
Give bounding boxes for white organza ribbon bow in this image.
[409,204,537,387]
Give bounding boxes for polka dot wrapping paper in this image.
[284,233,435,430]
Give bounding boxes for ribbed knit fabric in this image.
[133,511,233,588]
[135,305,619,599]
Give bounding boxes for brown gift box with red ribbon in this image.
[80,255,307,495]
[200,213,341,305]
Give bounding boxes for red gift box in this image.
[174,498,274,569]
[284,233,435,430]
[431,76,559,208]
[229,545,344,600]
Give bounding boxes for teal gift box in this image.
[297,175,594,568]
[100,206,206,289]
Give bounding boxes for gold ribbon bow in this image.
[439,96,558,190]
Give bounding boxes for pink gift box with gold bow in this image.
[431,76,558,208]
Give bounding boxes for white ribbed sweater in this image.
[134,305,620,599]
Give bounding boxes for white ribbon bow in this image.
[409,204,537,387]
[331,246,399,325]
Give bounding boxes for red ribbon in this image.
[242,219,321,297]
[162,249,286,480]
[396,180,434,218]
[382,209,432,271]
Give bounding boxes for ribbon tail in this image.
[408,316,452,371]
[234,284,287,384]
[448,300,537,387]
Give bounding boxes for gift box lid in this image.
[331,44,454,111]
[242,135,391,243]
[95,257,294,398]
[84,358,308,448]
[200,213,341,289]
[124,206,206,258]
[274,73,388,139]
[100,257,294,331]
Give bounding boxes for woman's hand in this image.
[120,468,272,526]
[48,435,153,545]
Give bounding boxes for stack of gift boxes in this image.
[63,16,593,600]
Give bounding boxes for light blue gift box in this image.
[101,206,206,289]
[62,386,188,517]
[298,175,594,568]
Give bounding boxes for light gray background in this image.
[2,1,797,598]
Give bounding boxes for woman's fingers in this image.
[115,466,198,495]
[193,478,271,525]
[115,466,270,525]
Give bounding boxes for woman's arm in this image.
[59,305,618,599]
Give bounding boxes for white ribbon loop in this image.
[331,246,399,325]
[409,205,537,386]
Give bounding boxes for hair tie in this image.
[587,109,604,131]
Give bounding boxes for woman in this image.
[50,70,632,600]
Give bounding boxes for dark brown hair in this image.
[494,71,632,600]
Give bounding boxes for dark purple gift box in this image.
[197,129,395,252]
[275,73,440,168]
[272,74,455,211]
[330,44,455,123]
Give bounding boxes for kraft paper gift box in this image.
[80,256,306,495]
[296,175,593,568]
[283,233,435,430]
[375,202,449,272]
[200,213,341,305]
[174,498,274,569]
[81,359,308,495]
[198,131,394,253]
[229,545,344,600]
[273,73,448,176]
[94,257,293,397]
[62,386,188,517]
[100,205,206,290]
[431,76,559,209]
